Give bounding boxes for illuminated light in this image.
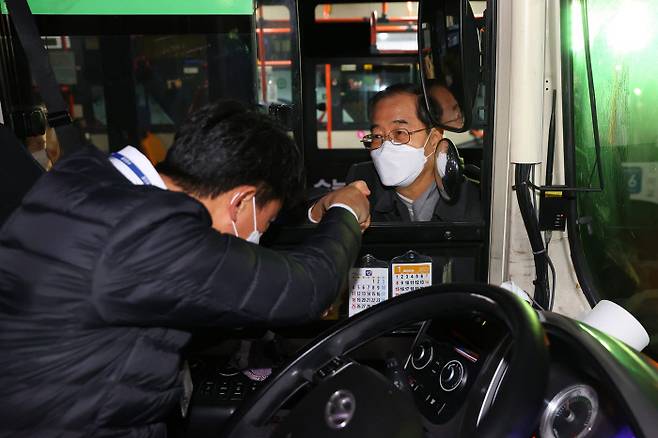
[633,88,642,96]
[614,425,637,437]
[570,1,607,52]
[570,1,654,54]
[578,323,658,377]
[615,64,622,71]
[605,2,654,53]
[406,1,414,16]
[570,1,587,53]
[1,0,253,15]
[376,32,418,51]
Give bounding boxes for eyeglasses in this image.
[360,127,428,150]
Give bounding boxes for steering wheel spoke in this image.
[312,355,355,382]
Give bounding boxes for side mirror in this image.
[418,0,480,133]
[435,138,463,203]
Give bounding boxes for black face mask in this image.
[435,138,463,204]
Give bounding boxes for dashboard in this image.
[404,313,504,427]
[404,311,643,437]
[537,321,643,438]
[182,304,657,438]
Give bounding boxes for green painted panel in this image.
[1,0,254,15]
[570,0,658,358]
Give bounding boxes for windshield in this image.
[570,0,658,357]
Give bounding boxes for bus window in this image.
[2,9,255,158]
[315,61,419,149]
[256,5,292,106]
[302,0,487,210]
[312,3,419,151]
[52,34,215,152]
[255,0,303,144]
[568,0,658,356]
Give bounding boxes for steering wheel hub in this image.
[325,389,356,429]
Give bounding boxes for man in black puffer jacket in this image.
[0,101,370,437]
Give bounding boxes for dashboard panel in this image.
[182,306,656,438]
[403,311,645,437]
[404,312,507,426]
[536,327,641,438]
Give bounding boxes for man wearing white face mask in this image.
[0,100,371,437]
[345,83,481,222]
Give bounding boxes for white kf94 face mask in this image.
[231,196,262,244]
[370,131,434,187]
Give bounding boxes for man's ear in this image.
[226,185,258,222]
[430,128,444,152]
[437,135,450,154]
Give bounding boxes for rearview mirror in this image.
[418,0,480,132]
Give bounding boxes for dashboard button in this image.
[411,341,434,370]
[440,360,465,392]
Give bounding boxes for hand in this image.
[310,180,371,231]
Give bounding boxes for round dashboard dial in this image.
[411,342,434,370]
[439,359,465,392]
[539,384,599,438]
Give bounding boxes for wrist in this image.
[327,203,359,223]
[307,203,320,224]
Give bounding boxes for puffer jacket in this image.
[0,146,361,437]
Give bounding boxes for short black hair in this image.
[368,83,438,128]
[156,100,304,207]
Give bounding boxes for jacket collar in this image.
[372,179,469,222]
[373,187,411,221]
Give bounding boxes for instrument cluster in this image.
[404,314,639,437]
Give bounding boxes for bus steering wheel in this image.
[221,283,549,438]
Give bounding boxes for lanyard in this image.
[111,152,152,185]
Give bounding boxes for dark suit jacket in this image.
[346,161,482,222]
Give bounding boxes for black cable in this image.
[530,166,536,213]
[580,0,604,191]
[546,254,557,310]
[544,230,555,311]
[515,164,550,308]
[546,90,557,186]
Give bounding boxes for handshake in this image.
[308,180,371,232]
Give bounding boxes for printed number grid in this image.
[392,263,432,297]
[348,268,388,317]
